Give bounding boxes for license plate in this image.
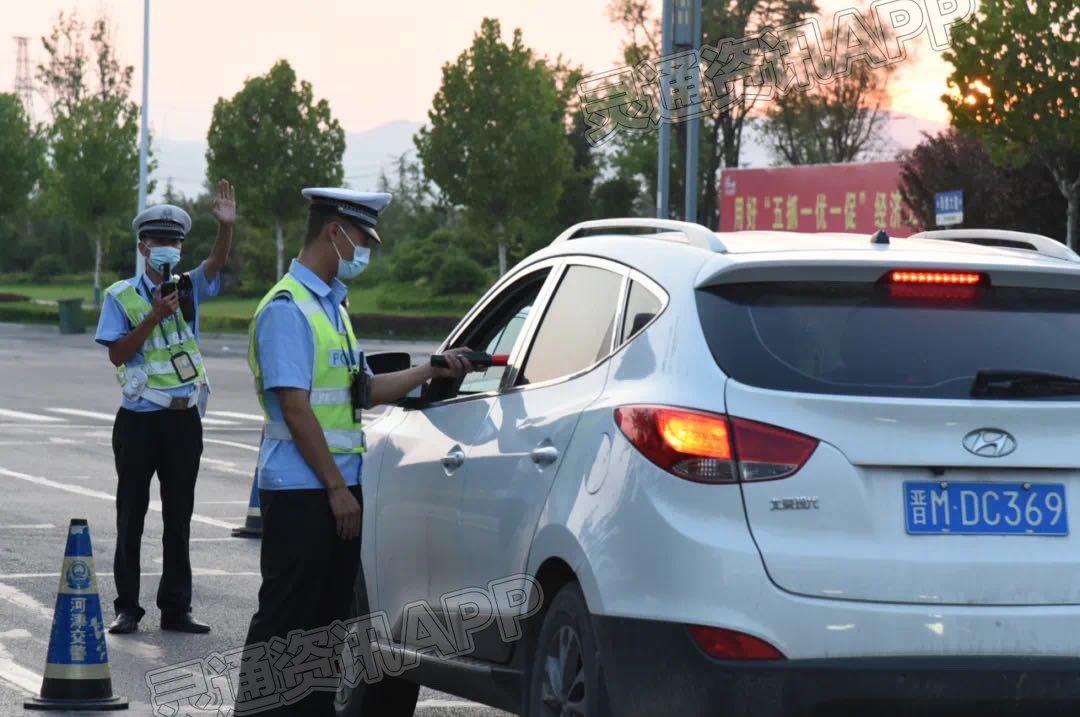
[904,482,1068,536]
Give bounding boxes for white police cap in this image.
[302,188,392,243]
[132,204,192,241]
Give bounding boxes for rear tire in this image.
[334,566,419,717]
[525,582,611,717]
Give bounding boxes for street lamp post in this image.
[135,0,151,277]
[682,0,702,224]
[655,0,672,219]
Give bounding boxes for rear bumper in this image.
[592,616,1080,717]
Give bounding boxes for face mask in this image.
[333,224,370,280]
[147,245,181,274]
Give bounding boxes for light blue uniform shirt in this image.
[254,260,372,491]
[94,262,221,412]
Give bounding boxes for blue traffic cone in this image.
[231,468,262,538]
[25,519,128,710]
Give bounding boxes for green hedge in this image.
[0,301,100,328]
[349,313,461,340]
[0,292,30,303]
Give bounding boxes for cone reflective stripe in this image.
[25,519,128,711]
[231,468,263,538]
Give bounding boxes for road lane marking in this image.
[201,458,254,477]
[204,438,260,453]
[208,411,264,422]
[0,467,237,530]
[0,409,65,423]
[197,501,249,505]
[0,646,41,695]
[0,524,55,530]
[416,700,492,710]
[0,570,261,579]
[200,417,239,426]
[45,407,115,421]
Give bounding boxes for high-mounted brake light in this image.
[613,406,818,483]
[889,270,983,285]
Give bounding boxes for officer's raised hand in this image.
[150,286,180,324]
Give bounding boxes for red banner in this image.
[718,161,920,237]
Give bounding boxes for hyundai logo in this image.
[963,428,1017,458]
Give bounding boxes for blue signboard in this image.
[935,190,963,226]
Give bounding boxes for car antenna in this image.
[871,229,890,245]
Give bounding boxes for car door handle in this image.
[441,448,465,471]
[530,445,560,466]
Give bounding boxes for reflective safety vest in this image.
[106,279,206,396]
[248,275,365,454]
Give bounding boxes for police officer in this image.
[236,188,474,715]
[95,179,236,635]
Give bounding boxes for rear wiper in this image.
[971,369,1080,398]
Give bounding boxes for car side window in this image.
[430,269,550,401]
[619,280,663,346]
[515,265,623,386]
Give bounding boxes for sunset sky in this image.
[1,0,955,142]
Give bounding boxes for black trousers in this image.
[111,406,203,618]
[235,486,363,717]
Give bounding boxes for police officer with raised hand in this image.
[95,179,236,635]
[236,188,474,716]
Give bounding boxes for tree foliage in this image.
[206,60,346,280]
[0,94,46,216]
[44,95,142,299]
[899,129,1066,240]
[37,11,133,118]
[943,0,1080,247]
[759,12,894,166]
[415,18,573,268]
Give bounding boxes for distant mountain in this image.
[151,113,945,201]
[151,120,424,201]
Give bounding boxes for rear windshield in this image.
[698,281,1080,399]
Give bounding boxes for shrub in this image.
[432,255,487,296]
[30,255,66,281]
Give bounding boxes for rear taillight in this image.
[613,405,818,483]
[688,625,786,660]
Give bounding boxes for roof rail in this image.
[551,218,727,252]
[909,229,1080,263]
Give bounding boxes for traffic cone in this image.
[25,519,128,710]
[231,469,262,538]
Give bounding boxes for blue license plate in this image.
[904,482,1068,536]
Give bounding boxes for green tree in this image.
[44,95,141,303]
[759,12,895,166]
[607,0,818,225]
[0,94,45,217]
[943,0,1080,248]
[415,18,573,274]
[206,60,345,280]
[37,11,133,118]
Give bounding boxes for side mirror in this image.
[366,351,429,410]
[365,351,411,375]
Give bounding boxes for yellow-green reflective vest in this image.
[106,279,206,392]
[248,275,365,454]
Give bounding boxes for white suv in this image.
[336,220,1080,717]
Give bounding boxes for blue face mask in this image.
[333,225,370,281]
[147,245,181,274]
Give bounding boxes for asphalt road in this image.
[0,322,511,716]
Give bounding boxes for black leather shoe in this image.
[161,613,211,634]
[108,611,141,634]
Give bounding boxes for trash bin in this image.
[57,298,85,334]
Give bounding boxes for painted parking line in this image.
[0,409,65,423]
[45,407,116,421]
[0,524,55,530]
[0,467,237,530]
[207,411,264,422]
[204,438,260,453]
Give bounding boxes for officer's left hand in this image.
[211,179,236,226]
[432,346,476,378]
